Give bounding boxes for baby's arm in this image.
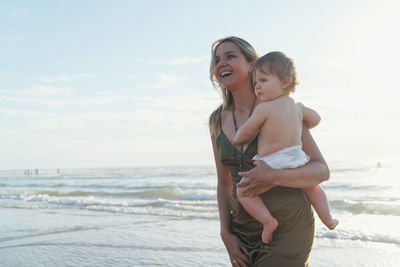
[302,104,321,129]
[233,104,268,145]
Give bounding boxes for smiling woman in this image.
[208,36,330,267]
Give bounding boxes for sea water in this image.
[0,162,399,266]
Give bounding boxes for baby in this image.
[234,51,338,243]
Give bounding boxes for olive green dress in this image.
[217,130,315,267]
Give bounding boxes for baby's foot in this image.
[326,218,339,230]
[262,218,278,243]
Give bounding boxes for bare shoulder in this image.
[250,103,271,119]
[265,96,295,111]
[254,101,274,113]
[220,108,230,122]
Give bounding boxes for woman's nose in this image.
[216,59,226,67]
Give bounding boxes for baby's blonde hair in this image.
[252,51,298,93]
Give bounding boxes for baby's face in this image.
[253,69,286,102]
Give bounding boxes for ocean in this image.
[0,161,399,266]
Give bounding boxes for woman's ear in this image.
[248,61,255,74]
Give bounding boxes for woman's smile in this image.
[213,42,253,88]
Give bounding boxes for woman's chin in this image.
[220,79,236,89]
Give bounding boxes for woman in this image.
[209,36,330,267]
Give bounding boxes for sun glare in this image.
[349,2,400,88]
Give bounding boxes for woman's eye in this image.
[215,59,220,64]
[227,55,235,59]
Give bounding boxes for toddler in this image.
[234,51,338,243]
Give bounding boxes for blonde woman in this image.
[209,36,330,267]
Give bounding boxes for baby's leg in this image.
[304,185,338,230]
[237,186,277,243]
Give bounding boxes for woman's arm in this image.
[211,134,233,237]
[237,124,329,197]
[211,134,249,266]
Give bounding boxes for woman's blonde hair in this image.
[208,36,258,136]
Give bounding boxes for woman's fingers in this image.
[238,160,276,197]
[238,169,252,178]
[232,250,249,267]
[238,249,250,264]
[240,244,249,255]
[232,240,249,263]
[224,232,249,266]
[237,176,249,186]
[236,182,250,197]
[237,177,254,197]
[233,257,248,267]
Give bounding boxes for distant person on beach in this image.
[233,51,338,244]
[209,36,330,266]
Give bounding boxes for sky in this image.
[1,0,400,170]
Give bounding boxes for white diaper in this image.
[252,145,310,170]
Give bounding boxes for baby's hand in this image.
[233,134,240,145]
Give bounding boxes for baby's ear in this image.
[281,76,291,89]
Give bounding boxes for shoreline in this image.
[1,207,399,267]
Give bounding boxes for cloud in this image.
[0,94,123,109]
[132,91,219,113]
[0,34,29,42]
[0,107,54,118]
[0,85,123,109]
[118,73,139,80]
[11,90,219,131]
[31,74,95,83]
[9,8,30,19]
[0,71,25,78]
[140,55,208,65]
[150,74,184,88]
[17,85,73,96]
[0,90,220,168]
[78,96,123,106]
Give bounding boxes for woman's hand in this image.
[237,160,276,197]
[221,231,249,267]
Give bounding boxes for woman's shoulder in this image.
[209,105,227,137]
[220,108,230,119]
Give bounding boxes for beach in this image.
[1,162,399,266]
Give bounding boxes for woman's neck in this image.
[230,85,257,113]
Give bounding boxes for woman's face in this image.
[213,42,253,90]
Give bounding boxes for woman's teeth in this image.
[221,71,232,77]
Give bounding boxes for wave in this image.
[0,202,219,219]
[1,186,216,199]
[329,167,377,173]
[325,184,391,191]
[133,188,215,200]
[0,225,102,243]
[0,190,219,219]
[316,229,400,246]
[330,199,400,216]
